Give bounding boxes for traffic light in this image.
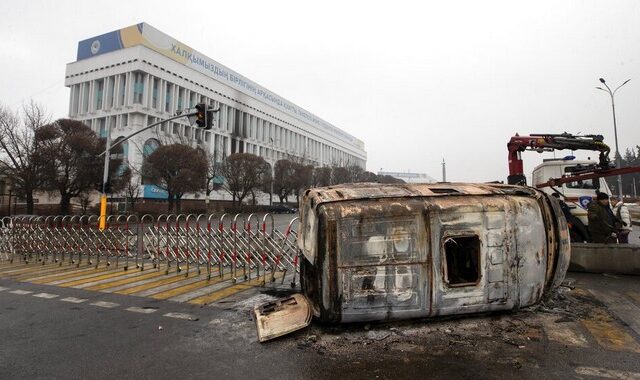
[205,108,214,130]
[195,103,207,128]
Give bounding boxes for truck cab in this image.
[531,157,612,228]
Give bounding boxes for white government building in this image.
[65,22,366,199]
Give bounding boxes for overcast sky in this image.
[1,0,638,182]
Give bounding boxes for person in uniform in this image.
[587,192,621,243]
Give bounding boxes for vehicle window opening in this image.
[444,236,480,286]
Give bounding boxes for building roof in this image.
[75,22,364,149]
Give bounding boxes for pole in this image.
[634,178,637,199]
[98,112,194,157]
[610,95,624,200]
[7,189,11,217]
[99,117,112,231]
[269,161,274,206]
[597,78,630,200]
[442,159,447,182]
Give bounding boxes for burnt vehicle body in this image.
[297,183,570,323]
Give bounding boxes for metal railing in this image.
[0,213,301,287]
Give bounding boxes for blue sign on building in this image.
[143,184,168,199]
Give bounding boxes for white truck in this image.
[531,157,612,228]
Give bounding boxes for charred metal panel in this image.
[298,183,570,323]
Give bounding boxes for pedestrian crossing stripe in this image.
[29,266,111,284]
[115,272,200,295]
[150,274,235,300]
[22,265,108,282]
[84,269,171,291]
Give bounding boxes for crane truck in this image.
[507,132,640,241]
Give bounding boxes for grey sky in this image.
[1,0,638,183]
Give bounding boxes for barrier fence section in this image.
[0,213,301,287]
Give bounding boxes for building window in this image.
[152,78,159,109]
[133,72,144,104]
[121,114,128,129]
[118,75,126,106]
[95,80,104,109]
[177,87,184,112]
[165,84,173,112]
[98,118,106,138]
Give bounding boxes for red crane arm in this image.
[507,133,611,185]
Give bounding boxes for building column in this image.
[126,72,134,107]
[143,73,151,109]
[113,75,120,109]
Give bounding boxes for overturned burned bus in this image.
[297,183,570,323]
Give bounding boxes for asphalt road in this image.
[2,271,640,380]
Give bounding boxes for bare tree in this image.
[79,192,91,215]
[0,101,49,214]
[312,167,331,187]
[346,164,365,182]
[220,153,269,206]
[331,166,350,185]
[37,119,126,214]
[293,164,313,203]
[141,143,207,213]
[121,174,141,213]
[204,152,224,210]
[274,159,297,203]
[378,174,405,184]
[358,171,378,182]
[261,163,274,205]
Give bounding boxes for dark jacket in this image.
[587,201,620,243]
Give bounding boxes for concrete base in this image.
[569,243,640,275]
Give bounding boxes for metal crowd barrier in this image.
[0,213,301,287]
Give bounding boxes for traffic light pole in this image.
[99,117,112,230]
[98,111,196,158]
[97,110,196,230]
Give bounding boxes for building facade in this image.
[65,23,366,199]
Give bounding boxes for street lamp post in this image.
[596,77,631,200]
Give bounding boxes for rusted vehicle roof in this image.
[300,182,538,205]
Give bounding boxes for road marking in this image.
[0,286,9,292]
[187,277,264,305]
[626,290,640,305]
[589,289,640,336]
[57,269,135,287]
[575,366,640,379]
[163,312,197,320]
[9,290,33,295]
[581,309,640,354]
[32,267,110,284]
[150,278,221,300]
[126,306,157,314]
[115,274,198,297]
[13,264,95,280]
[90,301,119,308]
[21,265,104,282]
[33,292,59,299]
[60,297,88,304]
[0,263,64,276]
[84,269,169,291]
[73,269,154,289]
[0,262,79,275]
[540,315,589,348]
